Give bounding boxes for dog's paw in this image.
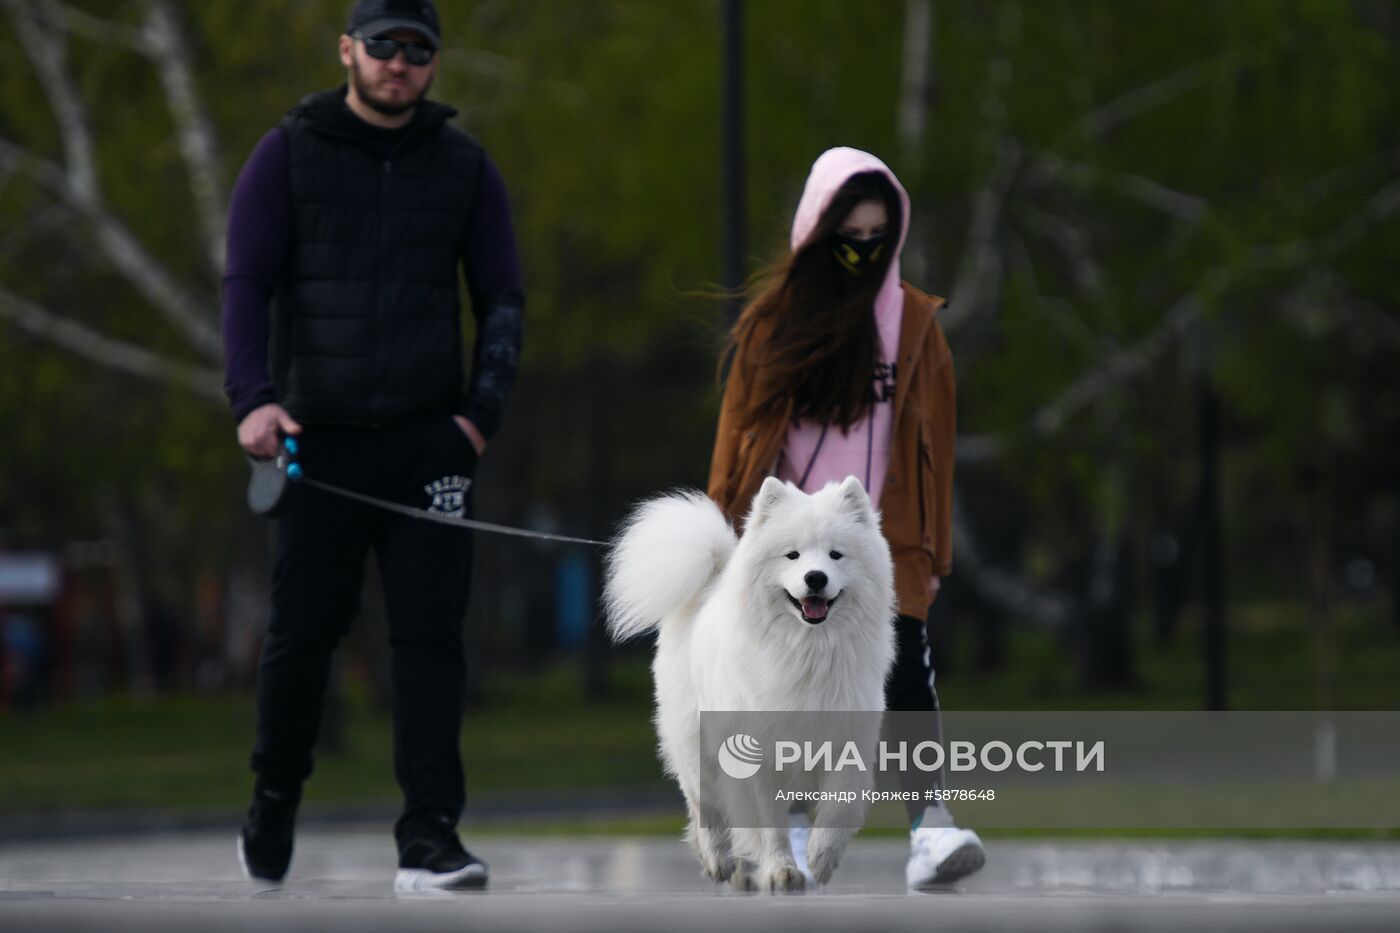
[806,843,841,885]
[729,860,759,893]
[688,823,734,882]
[699,851,735,883]
[760,861,807,893]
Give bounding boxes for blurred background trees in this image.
[0,0,1396,711]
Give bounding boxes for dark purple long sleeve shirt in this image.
[221,124,524,436]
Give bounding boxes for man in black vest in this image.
[222,0,522,891]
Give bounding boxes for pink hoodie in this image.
[775,147,912,506]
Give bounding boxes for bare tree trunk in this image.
[1077,466,1138,690]
[1393,481,1400,636]
[1305,466,1337,781]
[582,355,614,699]
[1196,326,1227,711]
[142,0,228,277]
[898,0,933,158]
[1149,522,1188,645]
[0,0,224,369]
[96,491,151,695]
[1306,471,1336,713]
[897,0,933,283]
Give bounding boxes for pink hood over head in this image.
[775,147,912,508]
[789,146,911,310]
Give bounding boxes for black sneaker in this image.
[237,782,300,883]
[394,812,489,892]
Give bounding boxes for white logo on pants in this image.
[424,475,471,519]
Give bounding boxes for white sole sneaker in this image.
[393,863,489,893]
[906,827,986,888]
[236,835,283,886]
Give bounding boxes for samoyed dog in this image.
[604,476,895,892]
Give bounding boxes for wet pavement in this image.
[2,830,1399,931]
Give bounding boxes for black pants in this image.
[886,614,948,824]
[886,615,942,714]
[250,415,477,832]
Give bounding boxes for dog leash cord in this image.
[298,477,606,547]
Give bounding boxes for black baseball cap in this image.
[346,0,441,50]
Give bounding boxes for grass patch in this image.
[937,603,1400,711]
[0,662,665,815]
[2,603,1396,833]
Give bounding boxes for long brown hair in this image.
[722,171,901,432]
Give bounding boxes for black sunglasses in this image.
[357,35,435,66]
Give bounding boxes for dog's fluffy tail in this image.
[604,490,736,642]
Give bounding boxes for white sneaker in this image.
[392,818,488,893]
[905,826,986,888]
[787,811,816,885]
[394,862,488,893]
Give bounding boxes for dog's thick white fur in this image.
[605,476,895,892]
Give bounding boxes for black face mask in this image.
[833,232,888,275]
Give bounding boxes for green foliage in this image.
[0,0,1397,671]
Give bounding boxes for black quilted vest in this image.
[273,88,483,425]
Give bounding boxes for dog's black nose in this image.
[804,570,828,592]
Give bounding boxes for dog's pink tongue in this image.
[801,597,829,621]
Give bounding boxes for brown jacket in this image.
[707,283,956,620]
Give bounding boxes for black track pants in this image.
[250,415,478,828]
[886,614,951,825]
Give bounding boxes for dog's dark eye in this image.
[785,551,799,560]
[829,551,843,560]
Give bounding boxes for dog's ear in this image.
[746,476,790,531]
[837,475,876,525]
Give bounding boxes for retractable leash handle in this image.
[246,436,302,517]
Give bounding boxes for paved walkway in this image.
[2,831,1399,931]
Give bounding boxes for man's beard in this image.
[350,56,432,116]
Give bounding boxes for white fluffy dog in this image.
[604,476,895,891]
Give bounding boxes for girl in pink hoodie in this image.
[713,147,985,887]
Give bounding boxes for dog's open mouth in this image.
[787,592,839,624]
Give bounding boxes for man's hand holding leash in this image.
[238,403,303,459]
